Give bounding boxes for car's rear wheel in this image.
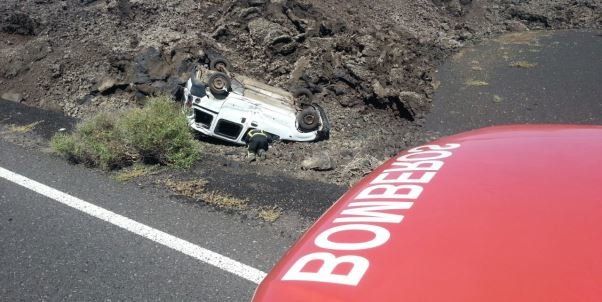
[293,88,313,107]
[297,106,320,132]
[208,72,231,96]
[210,58,230,72]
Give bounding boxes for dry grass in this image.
[202,191,248,210]
[3,121,43,134]
[164,179,208,199]
[510,61,538,68]
[493,95,503,103]
[114,164,159,182]
[465,79,489,86]
[164,179,247,210]
[257,206,283,223]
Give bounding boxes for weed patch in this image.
[3,121,43,134]
[51,96,200,170]
[257,206,283,223]
[203,191,248,210]
[114,164,160,182]
[164,179,208,199]
[118,98,200,168]
[164,179,248,210]
[51,113,130,170]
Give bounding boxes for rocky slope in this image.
[1,0,599,185]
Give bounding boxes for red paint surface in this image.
[253,125,602,302]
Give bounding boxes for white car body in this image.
[182,70,329,145]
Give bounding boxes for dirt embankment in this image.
[1,0,599,185]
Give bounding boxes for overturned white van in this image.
[182,60,330,145]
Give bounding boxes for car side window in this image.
[215,119,243,140]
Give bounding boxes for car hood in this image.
[253,125,602,302]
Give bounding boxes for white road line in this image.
[0,166,267,284]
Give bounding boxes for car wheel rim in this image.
[213,78,225,90]
[303,114,315,125]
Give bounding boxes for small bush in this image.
[119,96,200,168]
[50,133,78,159]
[51,113,130,170]
[51,96,200,170]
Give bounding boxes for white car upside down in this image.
[182,60,330,145]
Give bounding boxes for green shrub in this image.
[119,96,200,168]
[50,133,78,160]
[51,113,131,169]
[51,96,200,170]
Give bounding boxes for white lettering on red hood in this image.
[282,143,461,286]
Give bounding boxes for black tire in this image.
[208,72,231,96]
[292,88,314,107]
[297,106,320,132]
[210,58,230,72]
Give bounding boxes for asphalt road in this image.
[0,140,294,301]
[425,30,602,135]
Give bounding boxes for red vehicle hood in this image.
[253,125,602,302]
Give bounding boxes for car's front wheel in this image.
[208,72,231,96]
[297,106,321,132]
